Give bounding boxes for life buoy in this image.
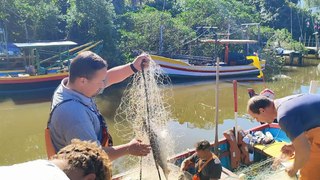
[223,129,241,169]
[237,129,251,165]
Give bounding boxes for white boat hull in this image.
[151,55,265,79]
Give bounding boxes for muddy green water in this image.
[0,64,319,167]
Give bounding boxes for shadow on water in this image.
[0,88,55,105]
[170,76,263,87]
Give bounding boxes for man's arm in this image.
[105,63,134,87]
[286,133,310,176]
[180,159,192,171]
[106,53,150,87]
[102,139,151,161]
[180,154,195,171]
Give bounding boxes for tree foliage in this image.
[0,0,318,66]
[118,6,194,60]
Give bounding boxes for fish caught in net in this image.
[114,60,176,179]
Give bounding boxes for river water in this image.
[0,63,319,167]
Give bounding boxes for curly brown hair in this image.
[53,139,111,180]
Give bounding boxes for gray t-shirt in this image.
[49,78,101,152]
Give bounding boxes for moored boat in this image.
[169,123,289,177]
[151,54,265,79]
[0,71,68,94]
[0,40,103,95]
[112,123,290,179]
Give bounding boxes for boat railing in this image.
[40,40,103,72]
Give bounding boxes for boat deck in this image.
[221,167,240,179]
[254,141,287,158]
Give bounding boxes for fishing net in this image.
[236,158,297,180]
[114,60,176,178]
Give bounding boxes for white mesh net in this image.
[114,60,177,179]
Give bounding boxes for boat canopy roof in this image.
[13,41,77,48]
[200,39,258,44]
[306,46,318,51]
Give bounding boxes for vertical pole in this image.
[158,0,166,55]
[258,24,261,54]
[316,33,319,53]
[290,3,293,36]
[159,25,163,54]
[214,31,219,155]
[233,80,238,142]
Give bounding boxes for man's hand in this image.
[281,144,295,157]
[286,165,298,177]
[132,53,151,71]
[127,139,151,156]
[180,159,193,171]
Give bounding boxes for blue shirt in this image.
[277,94,320,140]
[49,78,102,152]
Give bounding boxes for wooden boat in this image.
[0,71,68,94]
[112,123,290,179]
[151,39,265,80]
[0,40,103,95]
[151,54,265,79]
[168,123,290,178]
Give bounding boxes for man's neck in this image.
[202,151,213,160]
[66,80,90,98]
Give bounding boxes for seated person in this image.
[180,140,222,180]
[0,139,111,180]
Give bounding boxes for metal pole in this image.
[291,4,293,35]
[213,30,219,155]
[158,0,166,55]
[159,25,163,54]
[258,24,261,54]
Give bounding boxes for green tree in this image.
[303,0,320,8]
[65,0,120,65]
[118,6,193,60]
[1,0,61,42]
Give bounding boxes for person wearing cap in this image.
[180,140,222,180]
[247,94,320,179]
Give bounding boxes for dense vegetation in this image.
[1,0,320,67]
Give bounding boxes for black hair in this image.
[247,95,273,114]
[69,51,107,83]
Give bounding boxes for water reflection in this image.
[0,65,319,166]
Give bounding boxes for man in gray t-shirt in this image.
[48,51,151,161]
